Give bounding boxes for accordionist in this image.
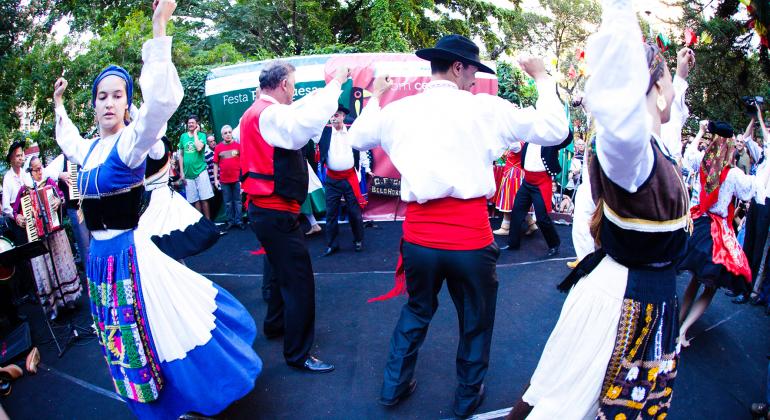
[11,156,81,319]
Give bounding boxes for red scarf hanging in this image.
[326,168,367,208]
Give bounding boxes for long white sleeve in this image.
[1,176,14,217]
[660,75,689,160]
[117,36,183,168]
[489,79,569,147]
[348,97,383,151]
[43,154,66,182]
[584,0,653,193]
[259,80,342,151]
[54,106,97,166]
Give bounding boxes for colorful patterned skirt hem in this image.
[87,230,261,419]
[494,166,523,213]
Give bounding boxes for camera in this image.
[741,95,765,115]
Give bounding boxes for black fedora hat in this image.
[707,121,734,138]
[335,104,350,115]
[416,34,495,75]
[6,140,25,163]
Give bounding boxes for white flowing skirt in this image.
[523,255,627,419]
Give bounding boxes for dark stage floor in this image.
[2,219,768,419]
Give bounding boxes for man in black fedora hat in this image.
[348,34,569,417]
[317,104,367,256]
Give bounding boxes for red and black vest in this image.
[240,99,308,204]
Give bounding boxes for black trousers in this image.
[744,197,770,281]
[382,241,499,413]
[324,178,364,248]
[248,204,315,365]
[5,217,35,302]
[506,181,560,249]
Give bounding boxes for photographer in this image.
[736,104,770,304]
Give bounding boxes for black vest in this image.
[520,131,573,177]
[589,138,689,266]
[81,185,144,231]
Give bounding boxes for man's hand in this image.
[699,119,709,133]
[517,55,548,82]
[334,67,351,85]
[152,0,176,38]
[372,75,393,99]
[214,179,220,190]
[53,77,68,108]
[676,48,695,79]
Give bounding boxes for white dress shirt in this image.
[55,36,183,239]
[326,126,355,171]
[523,144,546,172]
[348,79,568,203]
[258,80,342,151]
[2,167,30,217]
[584,2,657,193]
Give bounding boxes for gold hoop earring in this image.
[657,94,667,112]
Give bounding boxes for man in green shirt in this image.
[178,114,214,219]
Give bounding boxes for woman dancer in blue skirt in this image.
[52,1,261,418]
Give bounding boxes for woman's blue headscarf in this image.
[91,65,133,110]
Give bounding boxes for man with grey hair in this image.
[240,60,350,373]
[213,123,244,229]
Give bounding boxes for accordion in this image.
[20,185,62,242]
[68,161,80,202]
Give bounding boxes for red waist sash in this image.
[327,167,367,208]
[368,197,492,303]
[523,170,553,213]
[249,194,301,214]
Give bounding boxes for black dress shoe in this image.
[544,246,560,258]
[320,246,339,257]
[725,290,739,297]
[289,356,334,373]
[750,294,767,306]
[454,384,485,418]
[499,244,519,251]
[751,402,769,417]
[354,241,363,252]
[732,294,749,304]
[379,380,417,407]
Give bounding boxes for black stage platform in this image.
[2,219,767,419]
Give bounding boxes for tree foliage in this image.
[672,1,770,134]
[3,0,766,161]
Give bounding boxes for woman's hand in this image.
[152,0,176,38]
[14,214,25,228]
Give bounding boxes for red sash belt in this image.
[523,170,553,213]
[327,167,367,208]
[368,197,492,303]
[249,194,301,214]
